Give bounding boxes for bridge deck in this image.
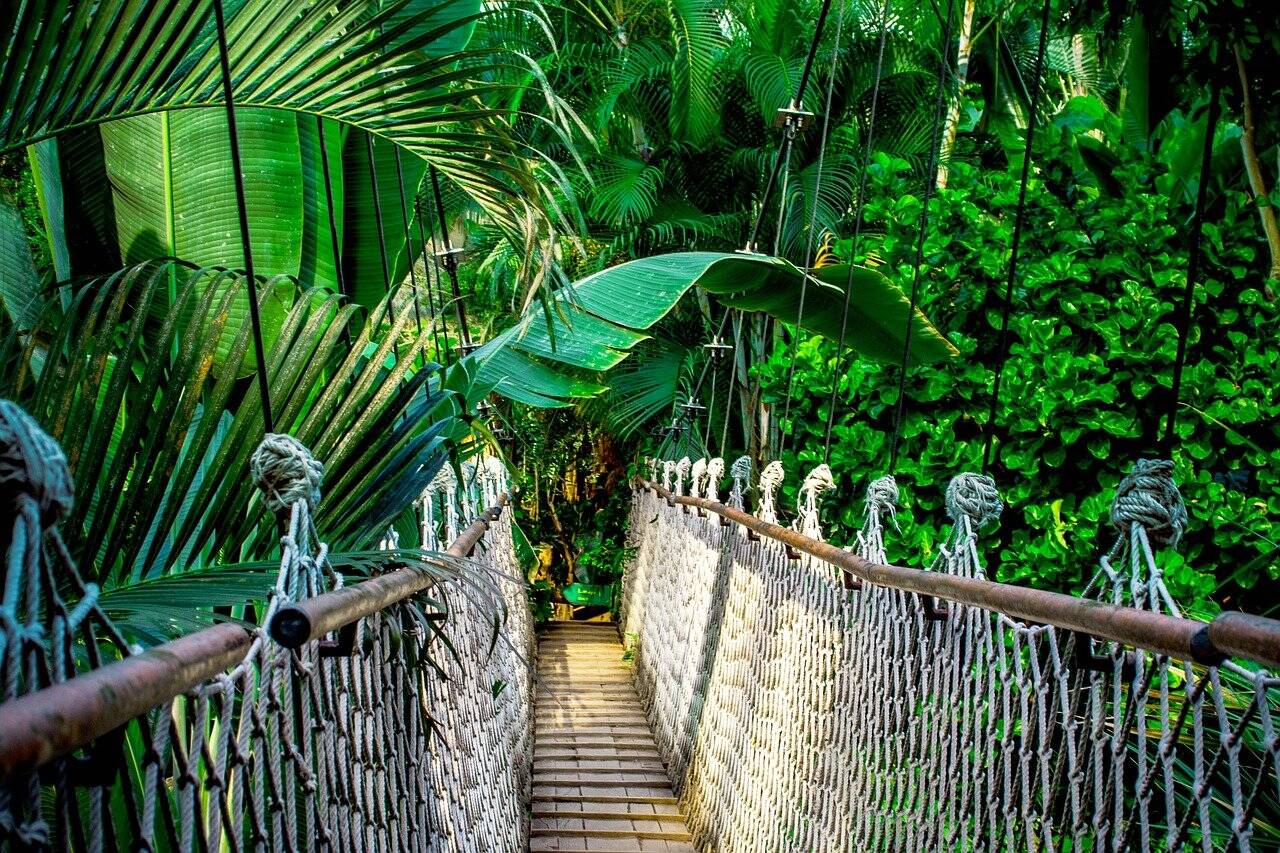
[531,622,695,852]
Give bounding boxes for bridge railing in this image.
[0,435,532,852]
[625,464,1280,852]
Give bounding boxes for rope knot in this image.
[0,400,74,525]
[250,433,323,515]
[865,475,899,515]
[675,456,691,496]
[691,458,708,499]
[706,457,725,501]
[799,464,835,509]
[945,473,1002,529]
[1111,458,1187,548]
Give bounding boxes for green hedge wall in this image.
[760,140,1279,620]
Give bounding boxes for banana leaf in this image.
[471,250,957,407]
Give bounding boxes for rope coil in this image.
[0,400,73,524]
[1111,458,1187,549]
[250,434,324,516]
[945,472,1002,529]
[865,474,900,526]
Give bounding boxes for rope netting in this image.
[0,401,532,852]
[624,456,1280,852]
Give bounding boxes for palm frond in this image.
[1,259,465,588]
[1,0,587,302]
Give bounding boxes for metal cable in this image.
[364,133,408,374]
[887,0,958,471]
[1163,81,1221,454]
[778,0,850,456]
[819,0,891,463]
[414,194,451,366]
[429,165,473,350]
[392,147,427,353]
[981,0,1053,472]
[212,0,273,433]
[745,0,835,251]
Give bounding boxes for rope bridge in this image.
[0,403,532,851]
[624,456,1280,852]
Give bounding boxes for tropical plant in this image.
[0,259,472,642]
[759,138,1278,618]
[470,250,956,409]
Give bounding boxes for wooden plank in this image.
[533,794,679,805]
[529,828,692,841]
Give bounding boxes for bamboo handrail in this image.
[641,480,1280,671]
[0,496,507,782]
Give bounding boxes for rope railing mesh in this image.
[0,402,532,852]
[624,457,1280,852]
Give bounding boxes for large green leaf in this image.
[343,130,429,310]
[100,108,302,373]
[0,0,582,296]
[27,139,69,280]
[101,108,304,273]
[0,197,40,329]
[706,261,961,365]
[472,250,956,407]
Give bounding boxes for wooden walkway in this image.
[531,622,695,852]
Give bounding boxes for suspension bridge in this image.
[2,396,1279,850]
[2,0,1278,849]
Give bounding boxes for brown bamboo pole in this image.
[0,494,509,781]
[641,480,1280,670]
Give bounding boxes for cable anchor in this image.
[774,104,816,133]
[703,338,733,361]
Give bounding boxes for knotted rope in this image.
[250,433,324,516]
[728,456,752,510]
[0,400,73,524]
[675,456,692,497]
[691,458,708,501]
[706,458,725,502]
[757,461,785,524]
[865,475,900,531]
[793,464,835,541]
[945,472,1002,530]
[1111,458,1187,549]
[621,460,1280,852]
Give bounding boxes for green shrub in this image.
[760,140,1279,619]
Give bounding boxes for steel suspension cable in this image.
[719,312,742,459]
[980,0,1053,471]
[778,0,849,450]
[212,0,273,433]
[314,117,348,303]
[414,195,452,366]
[365,134,404,367]
[429,165,474,350]
[686,310,734,413]
[746,0,835,251]
[1163,80,1221,455]
[819,0,890,462]
[777,0,849,454]
[430,162,476,348]
[887,0,957,472]
[392,148,427,353]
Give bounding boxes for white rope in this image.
[0,400,532,853]
[623,455,1280,851]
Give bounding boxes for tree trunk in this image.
[1234,42,1280,296]
[936,0,977,189]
